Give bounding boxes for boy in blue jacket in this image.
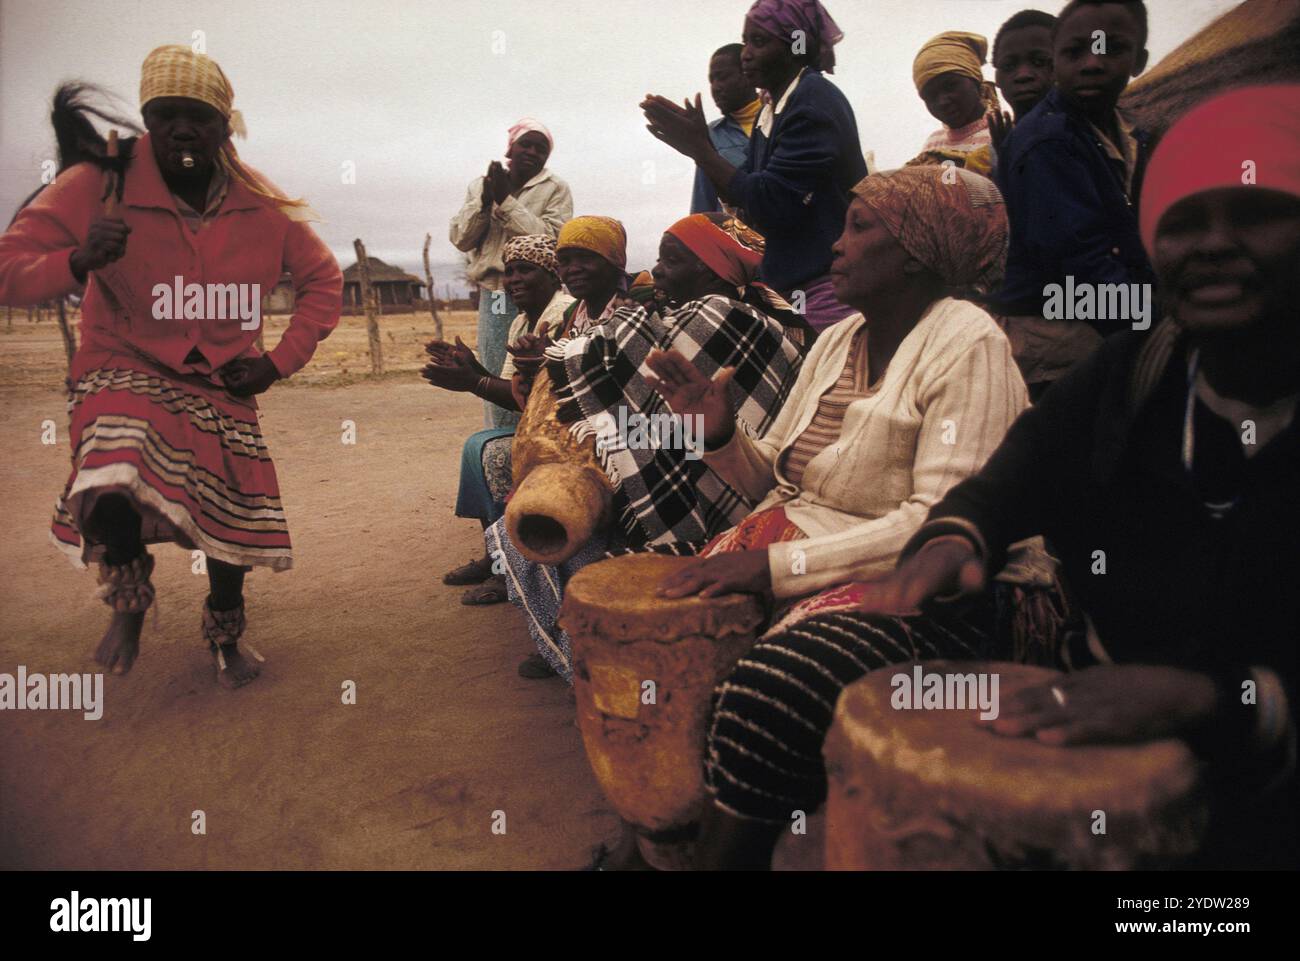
[994,0,1153,397]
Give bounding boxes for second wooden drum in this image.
[560,553,765,864]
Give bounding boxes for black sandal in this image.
[443,556,493,586]
[461,575,507,606]
[517,654,558,679]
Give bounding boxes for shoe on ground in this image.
[443,556,492,586]
[518,653,558,679]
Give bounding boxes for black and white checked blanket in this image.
[546,294,802,548]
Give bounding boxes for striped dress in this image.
[51,357,293,570]
[1,138,341,575]
[52,171,296,571]
[779,326,872,486]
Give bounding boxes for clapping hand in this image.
[423,336,487,393]
[644,348,736,450]
[505,321,552,405]
[641,93,713,161]
[485,160,511,205]
[505,321,552,376]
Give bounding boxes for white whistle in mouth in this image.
[181,150,195,169]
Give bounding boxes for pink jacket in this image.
[0,134,341,379]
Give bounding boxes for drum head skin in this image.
[825,661,1208,870]
[561,553,763,643]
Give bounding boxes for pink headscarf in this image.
[507,117,554,155]
[745,0,844,74]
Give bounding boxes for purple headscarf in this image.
[745,0,845,74]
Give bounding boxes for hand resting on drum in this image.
[984,664,1220,747]
[855,537,1222,748]
[656,549,771,599]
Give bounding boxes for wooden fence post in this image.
[422,233,444,342]
[353,238,383,374]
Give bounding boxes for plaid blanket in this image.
[546,293,802,548]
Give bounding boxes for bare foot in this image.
[94,612,145,675]
[213,644,261,689]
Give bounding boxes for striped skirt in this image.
[704,600,1002,823]
[50,353,293,571]
[696,504,1005,822]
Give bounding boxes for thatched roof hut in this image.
[342,256,426,310]
[1122,0,1300,143]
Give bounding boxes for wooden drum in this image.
[559,553,765,869]
[507,366,613,565]
[823,661,1207,870]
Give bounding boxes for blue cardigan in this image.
[994,88,1154,330]
[726,70,867,294]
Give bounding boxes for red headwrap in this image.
[1140,85,1300,256]
[665,214,765,287]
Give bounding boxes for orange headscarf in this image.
[665,214,765,287]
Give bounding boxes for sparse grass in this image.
[0,308,480,391]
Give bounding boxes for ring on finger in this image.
[1050,685,1068,708]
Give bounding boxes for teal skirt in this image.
[454,428,516,523]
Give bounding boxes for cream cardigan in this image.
[703,297,1029,598]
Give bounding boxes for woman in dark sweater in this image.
[641,0,866,337]
[854,85,1300,868]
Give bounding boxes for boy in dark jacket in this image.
[995,0,1153,396]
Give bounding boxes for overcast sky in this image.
[1,0,1236,295]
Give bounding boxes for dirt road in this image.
[0,316,621,869]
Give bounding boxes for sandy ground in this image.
[0,311,623,870]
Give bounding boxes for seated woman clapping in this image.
[848,86,1300,869]
[424,235,572,604]
[645,165,1033,868]
[488,213,804,679]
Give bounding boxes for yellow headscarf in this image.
[913,31,988,90]
[139,44,318,221]
[556,216,628,270]
[912,31,1001,112]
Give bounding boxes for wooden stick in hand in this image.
[104,129,119,217]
